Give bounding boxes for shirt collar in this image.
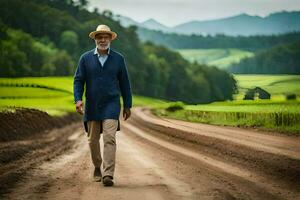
[94,48,111,56]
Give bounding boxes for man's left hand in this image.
[123,108,131,121]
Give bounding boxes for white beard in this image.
[97,43,110,51]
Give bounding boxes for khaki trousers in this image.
[87,119,118,178]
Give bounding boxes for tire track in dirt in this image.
[6,128,189,199]
[134,108,300,159]
[0,123,82,197]
[3,107,300,199]
[126,107,300,199]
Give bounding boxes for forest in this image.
[0,0,237,104]
[138,27,300,51]
[228,41,300,74]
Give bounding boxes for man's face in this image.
[95,33,112,50]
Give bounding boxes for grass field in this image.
[0,87,69,98]
[156,99,300,134]
[177,48,253,69]
[0,77,74,115]
[233,74,300,100]
[0,76,299,134]
[0,77,166,116]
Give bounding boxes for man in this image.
[73,24,132,187]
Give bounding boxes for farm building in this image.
[243,87,271,100]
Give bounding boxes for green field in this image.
[139,74,300,134]
[157,102,300,134]
[0,77,74,115]
[0,87,69,98]
[177,48,254,69]
[0,77,73,93]
[233,74,300,100]
[0,76,299,134]
[0,77,166,116]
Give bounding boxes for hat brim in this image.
[89,30,117,40]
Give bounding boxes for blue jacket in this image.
[73,48,132,125]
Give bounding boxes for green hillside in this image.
[177,48,253,69]
[229,41,300,74]
[0,0,237,104]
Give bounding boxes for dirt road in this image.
[4,107,300,200]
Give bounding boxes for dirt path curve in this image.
[5,108,300,200]
[133,107,300,160]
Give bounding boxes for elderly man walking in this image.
[73,24,132,186]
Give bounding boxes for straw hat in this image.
[89,24,117,40]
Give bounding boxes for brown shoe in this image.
[93,167,102,182]
[103,176,114,186]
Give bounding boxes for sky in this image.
[88,0,300,27]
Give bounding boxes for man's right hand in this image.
[75,100,84,115]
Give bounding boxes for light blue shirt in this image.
[93,48,110,67]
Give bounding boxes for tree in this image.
[59,30,79,59]
[51,50,75,76]
[0,40,29,77]
[102,10,113,18]
[76,0,88,9]
[229,41,300,74]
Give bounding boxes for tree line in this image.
[228,41,300,74]
[0,26,75,76]
[0,0,237,104]
[138,27,300,51]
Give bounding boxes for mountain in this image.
[116,11,300,36]
[114,15,170,32]
[172,13,263,36]
[140,19,169,32]
[113,15,140,27]
[171,11,300,36]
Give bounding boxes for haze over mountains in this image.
[114,11,300,36]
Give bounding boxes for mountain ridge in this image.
[116,11,300,36]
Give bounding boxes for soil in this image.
[0,108,80,142]
[0,108,81,196]
[0,107,299,200]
